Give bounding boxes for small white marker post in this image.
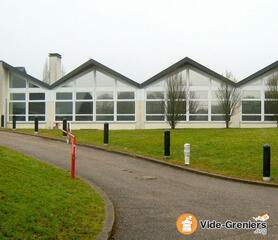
[184,143,190,165]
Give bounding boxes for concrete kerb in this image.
[79,177,115,240]
[2,129,278,189]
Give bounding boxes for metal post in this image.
[263,144,271,181]
[1,115,4,128]
[12,115,16,130]
[62,119,67,136]
[34,117,39,134]
[104,122,109,145]
[164,130,170,159]
[184,143,190,165]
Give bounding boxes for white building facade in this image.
[0,54,277,129]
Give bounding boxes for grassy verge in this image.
[0,146,104,240]
[3,128,278,183]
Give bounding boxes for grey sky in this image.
[0,0,277,83]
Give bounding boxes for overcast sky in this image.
[0,0,277,83]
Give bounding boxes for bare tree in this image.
[42,59,49,83]
[266,74,278,127]
[165,74,187,129]
[216,72,241,128]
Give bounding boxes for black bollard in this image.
[104,122,109,145]
[263,144,271,181]
[62,119,67,136]
[164,130,170,159]
[12,115,16,130]
[34,117,39,134]
[1,114,4,128]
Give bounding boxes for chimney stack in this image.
[48,53,62,84]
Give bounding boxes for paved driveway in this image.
[0,131,277,239]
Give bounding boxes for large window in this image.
[9,93,26,121]
[189,70,209,86]
[28,93,45,121]
[241,90,261,121]
[96,91,114,121]
[55,92,73,121]
[10,73,26,88]
[117,91,135,121]
[146,91,165,121]
[211,90,225,121]
[189,91,208,121]
[264,90,278,121]
[75,92,93,121]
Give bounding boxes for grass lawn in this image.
[0,146,104,240]
[5,128,278,184]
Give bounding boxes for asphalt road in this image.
[0,131,277,240]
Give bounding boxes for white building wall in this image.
[1,61,278,130]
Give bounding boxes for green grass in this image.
[0,146,104,240]
[5,128,278,183]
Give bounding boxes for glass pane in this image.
[242,101,261,114]
[242,90,261,99]
[10,93,25,100]
[75,70,94,88]
[29,116,45,121]
[96,91,113,100]
[96,102,114,114]
[10,74,26,88]
[166,115,186,121]
[264,115,277,121]
[29,82,39,88]
[211,115,225,121]
[75,102,93,114]
[189,69,209,86]
[117,92,134,99]
[55,102,73,114]
[96,115,114,121]
[55,115,73,121]
[189,101,208,114]
[146,101,164,114]
[211,101,222,114]
[62,82,74,88]
[189,115,208,121]
[242,115,261,121]
[211,79,222,87]
[146,115,165,121]
[264,101,278,114]
[117,102,135,114]
[190,91,208,99]
[166,100,186,114]
[76,92,93,100]
[76,115,93,121]
[147,91,164,99]
[265,90,278,99]
[117,115,135,121]
[29,93,45,100]
[247,79,261,86]
[56,92,72,100]
[29,102,45,114]
[9,102,25,114]
[96,70,115,87]
[9,115,26,121]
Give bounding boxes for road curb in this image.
[79,177,115,240]
[1,129,278,188]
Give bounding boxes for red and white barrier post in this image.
[71,136,76,179]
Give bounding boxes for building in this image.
[0,53,277,129]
